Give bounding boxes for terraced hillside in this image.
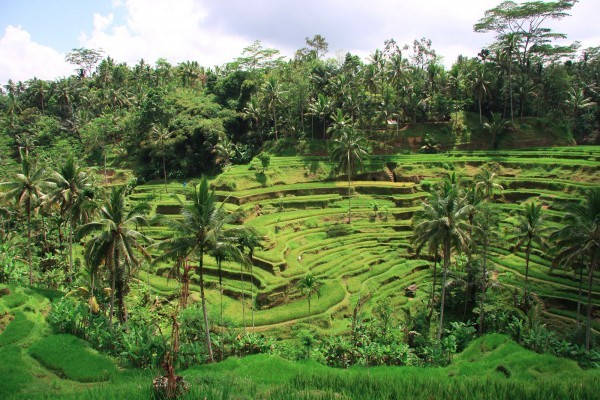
[131,146,600,337]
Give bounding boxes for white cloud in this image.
[0,25,72,83]
[79,0,250,68]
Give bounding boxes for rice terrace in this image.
[1,0,600,399]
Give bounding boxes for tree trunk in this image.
[428,251,438,322]
[347,152,352,224]
[251,262,255,332]
[479,242,488,335]
[68,209,74,282]
[26,201,33,285]
[308,294,312,329]
[577,264,583,331]
[240,261,246,332]
[586,264,593,352]
[438,240,450,341]
[524,240,531,308]
[198,249,215,363]
[109,251,116,330]
[163,154,168,194]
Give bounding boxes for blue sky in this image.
[0,0,598,84]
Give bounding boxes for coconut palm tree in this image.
[413,174,471,340]
[261,76,285,140]
[471,67,491,125]
[46,155,94,278]
[76,186,150,328]
[308,93,333,140]
[155,176,243,363]
[298,273,320,329]
[475,166,503,201]
[148,124,174,193]
[514,202,551,309]
[483,112,511,150]
[237,229,261,332]
[329,109,369,224]
[551,189,600,351]
[1,149,52,285]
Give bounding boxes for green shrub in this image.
[29,334,118,382]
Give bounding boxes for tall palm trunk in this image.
[428,250,438,322]
[68,208,74,282]
[198,248,215,363]
[585,252,597,352]
[479,241,488,335]
[347,152,352,224]
[240,261,246,332]
[524,240,531,308]
[251,262,255,332]
[162,153,168,194]
[577,264,583,331]
[26,200,33,285]
[308,294,312,329]
[438,240,451,341]
[109,247,116,330]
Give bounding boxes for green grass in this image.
[28,334,118,382]
[0,311,34,346]
[2,292,28,309]
[0,345,32,398]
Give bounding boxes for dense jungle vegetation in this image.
[0,1,599,398]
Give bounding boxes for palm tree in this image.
[551,189,600,351]
[1,149,52,285]
[237,229,260,332]
[307,94,333,140]
[471,67,491,125]
[413,174,471,340]
[46,155,93,278]
[483,112,511,150]
[148,124,174,193]
[298,273,320,329]
[514,202,551,309]
[261,76,286,140]
[475,166,503,201]
[329,110,369,224]
[77,186,150,328]
[156,177,242,363]
[472,202,499,334]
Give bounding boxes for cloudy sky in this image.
[0,0,598,83]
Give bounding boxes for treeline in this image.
[0,0,598,181]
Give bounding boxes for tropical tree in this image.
[413,174,471,340]
[1,149,52,284]
[471,67,491,124]
[551,189,600,351]
[513,202,551,309]
[77,186,150,328]
[155,177,242,363]
[483,112,511,149]
[298,272,320,329]
[46,155,94,278]
[475,166,503,200]
[329,109,369,224]
[472,202,500,334]
[308,93,333,139]
[237,229,260,332]
[148,124,174,193]
[261,76,285,140]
